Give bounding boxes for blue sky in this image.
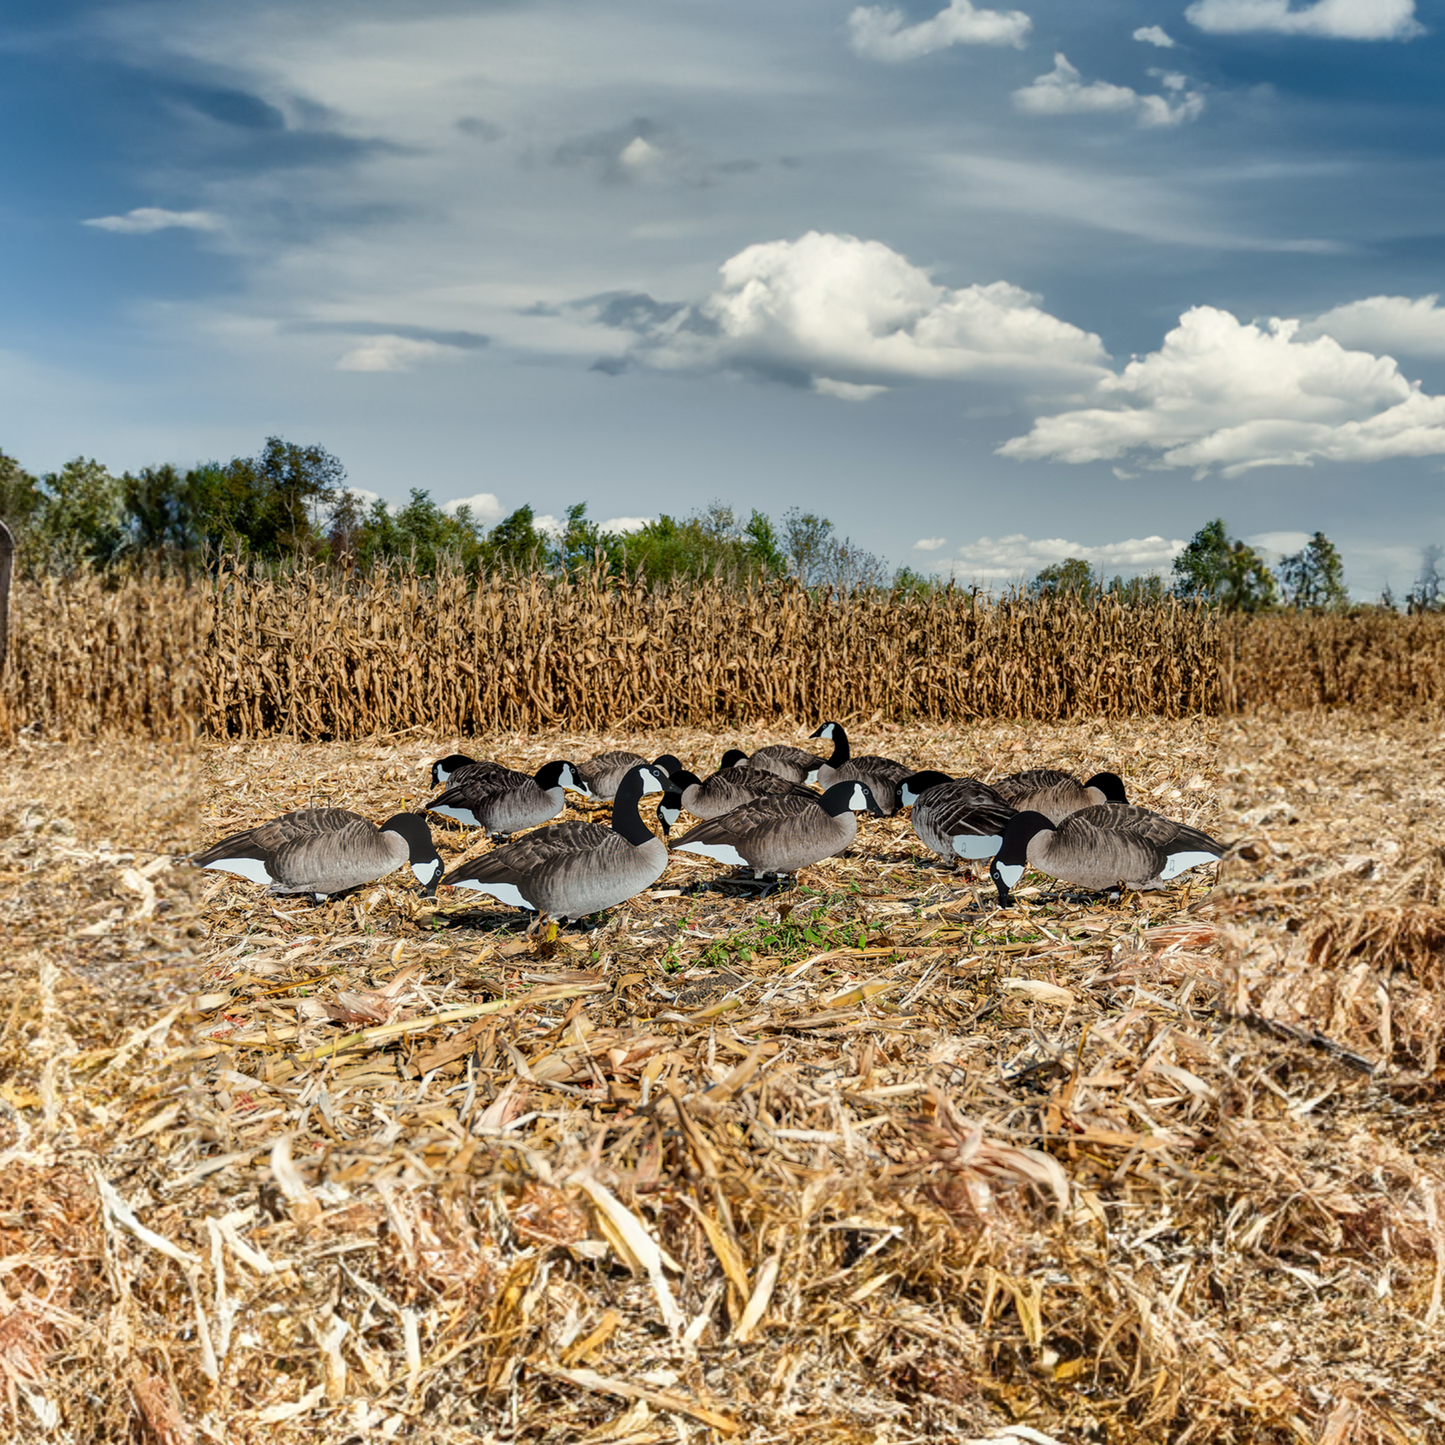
[3,0,1444,596]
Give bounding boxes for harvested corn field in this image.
[3,712,1442,1442]
[10,563,1443,741]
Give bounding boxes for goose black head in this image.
[663,769,703,794]
[820,780,885,818]
[652,753,683,778]
[988,810,1054,907]
[430,753,476,787]
[898,770,953,808]
[536,759,585,793]
[1086,771,1128,804]
[382,813,444,897]
[719,748,748,770]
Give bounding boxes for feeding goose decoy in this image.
[422,758,586,839]
[988,805,1225,907]
[442,764,669,928]
[897,771,1017,866]
[990,769,1127,825]
[671,779,885,879]
[736,737,833,785]
[576,750,682,800]
[190,808,443,902]
[656,766,818,836]
[809,721,913,814]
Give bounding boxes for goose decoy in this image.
[577,750,682,800]
[656,766,818,836]
[442,765,669,928]
[988,805,1225,907]
[990,769,1127,825]
[671,780,885,879]
[897,771,1017,865]
[736,737,833,785]
[190,808,443,902]
[422,758,585,840]
[809,721,912,814]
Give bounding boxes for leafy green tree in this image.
[1171,519,1230,600]
[781,508,834,586]
[187,437,346,558]
[1106,572,1167,604]
[483,505,548,572]
[1032,557,1097,597]
[1278,531,1348,612]
[552,502,619,576]
[1220,540,1278,612]
[0,451,43,544]
[740,509,785,575]
[33,458,128,568]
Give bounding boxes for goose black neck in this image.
[382,813,441,864]
[812,721,849,765]
[667,770,703,793]
[996,810,1055,865]
[903,769,952,796]
[820,780,863,817]
[611,771,658,846]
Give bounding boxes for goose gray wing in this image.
[913,780,1016,861]
[688,767,817,816]
[1040,807,1222,891]
[673,793,852,874]
[424,768,561,833]
[992,769,1090,824]
[577,750,648,799]
[191,807,365,872]
[1066,805,1224,882]
[444,821,666,920]
[191,808,405,896]
[745,745,825,784]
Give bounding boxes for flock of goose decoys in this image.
[190,721,1226,930]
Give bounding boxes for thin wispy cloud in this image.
[1185,0,1423,41]
[1014,54,1205,127]
[83,207,222,234]
[913,536,948,551]
[847,0,1032,61]
[336,335,465,371]
[1000,305,1445,475]
[944,533,1185,583]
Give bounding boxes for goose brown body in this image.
[991,768,1127,825]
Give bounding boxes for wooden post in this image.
[0,519,12,676]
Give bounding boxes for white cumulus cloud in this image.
[1000,304,1445,476]
[847,0,1032,60]
[1134,25,1178,46]
[1185,0,1422,40]
[1014,54,1205,126]
[943,534,1185,583]
[814,377,891,401]
[599,515,654,534]
[913,536,948,551]
[1307,294,1445,358]
[441,492,504,525]
[337,335,459,371]
[83,207,222,234]
[606,231,1109,392]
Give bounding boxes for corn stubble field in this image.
[2,573,1445,1444]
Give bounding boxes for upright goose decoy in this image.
[442,765,669,927]
[422,758,585,840]
[577,750,682,800]
[989,805,1225,907]
[991,769,1127,826]
[671,780,885,879]
[190,808,442,902]
[897,771,1017,865]
[656,766,817,836]
[810,721,913,814]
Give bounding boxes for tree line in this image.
[0,437,1432,610]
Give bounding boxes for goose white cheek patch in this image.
[677,841,748,867]
[1160,850,1219,880]
[953,833,1003,860]
[640,774,665,795]
[452,879,534,909]
[993,862,1025,890]
[412,860,442,887]
[203,856,273,885]
[658,804,681,828]
[804,769,821,786]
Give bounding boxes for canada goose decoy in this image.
[671,780,885,879]
[656,766,818,836]
[991,769,1127,826]
[576,750,682,800]
[810,721,913,814]
[190,808,443,902]
[736,738,832,785]
[442,765,669,928]
[897,771,1017,865]
[988,805,1225,907]
[422,758,585,840]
